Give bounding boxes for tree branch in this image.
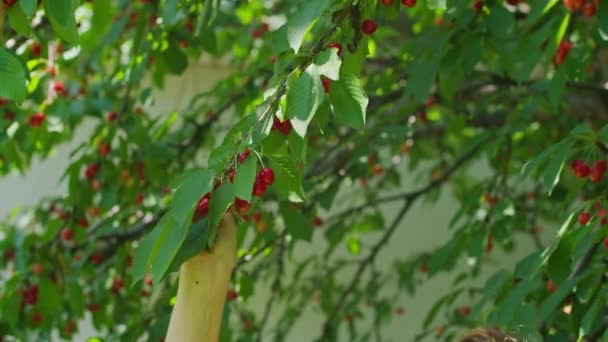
[255,235,286,341]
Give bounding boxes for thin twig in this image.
[255,235,286,341]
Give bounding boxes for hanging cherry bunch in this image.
[563,0,599,16]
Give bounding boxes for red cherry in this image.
[229,170,236,183]
[589,160,607,182]
[3,0,18,7]
[52,82,65,93]
[258,168,275,186]
[597,209,606,218]
[583,3,596,17]
[64,321,76,336]
[473,0,484,12]
[322,76,331,93]
[91,253,103,265]
[252,180,267,197]
[4,249,15,261]
[313,217,323,227]
[402,0,417,7]
[563,0,584,12]
[135,193,144,205]
[78,218,89,229]
[238,149,251,164]
[394,307,404,315]
[571,160,590,179]
[252,212,262,222]
[484,193,498,207]
[547,279,556,293]
[61,228,74,241]
[98,142,111,156]
[601,218,608,225]
[24,285,39,305]
[579,212,591,225]
[361,20,378,35]
[372,164,384,176]
[85,163,100,179]
[425,96,436,108]
[327,42,342,55]
[32,263,43,275]
[30,43,42,56]
[145,276,153,287]
[604,237,608,251]
[382,0,395,5]
[29,113,46,127]
[112,276,124,294]
[227,289,238,301]
[87,303,102,312]
[107,111,118,122]
[141,289,150,297]
[193,194,211,222]
[485,234,494,253]
[459,306,471,317]
[234,198,251,214]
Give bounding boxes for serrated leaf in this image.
[132,215,171,285]
[286,0,327,53]
[39,277,62,319]
[151,209,195,283]
[287,66,324,137]
[9,5,32,36]
[162,0,179,26]
[315,50,342,80]
[329,74,368,129]
[537,270,592,322]
[168,218,209,274]
[42,0,79,44]
[0,47,27,101]
[234,154,257,202]
[542,141,572,195]
[280,202,313,242]
[271,154,306,202]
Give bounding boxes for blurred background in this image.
[0,60,554,341]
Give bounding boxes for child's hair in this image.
[458,328,520,342]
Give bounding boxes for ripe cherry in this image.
[4,249,15,261]
[604,237,608,251]
[322,76,331,93]
[272,117,292,135]
[238,149,251,164]
[229,170,236,183]
[29,113,46,127]
[3,0,18,7]
[61,228,74,241]
[253,179,267,197]
[571,160,590,179]
[32,263,43,275]
[382,0,395,5]
[52,82,65,93]
[547,279,556,293]
[98,142,111,156]
[91,253,103,265]
[78,218,89,229]
[145,276,153,287]
[227,289,238,301]
[473,0,484,12]
[583,3,597,16]
[578,212,591,225]
[563,0,584,12]
[361,20,378,35]
[459,306,471,317]
[31,312,43,325]
[258,168,275,186]
[85,163,100,179]
[327,42,342,55]
[24,285,39,305]
[235,198,251,214]
[107,111,118,122]
[313,217,323,227]
[193,193,211,222]
[402,0,417,7]
[372,164,384,176]
[394,307,405,315]
[112,276,124,294]
[589,160,607,182]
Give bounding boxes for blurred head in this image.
[458,328,519,342]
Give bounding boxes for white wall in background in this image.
[0,60,552,341]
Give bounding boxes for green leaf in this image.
[486,7,515,38]
[207,183,236,248]
[537,270,592,322]
[579,296,605,339]
[39,277,62,319]
[286,0,327,53]
[162,44,188,74]
[234,154,257,202]
[329,74,368,129]
[168,219,209,273]
[542,141,573,195]
[426,0,447,9]
[271,154,306,202]
[287,66,325,137]
[405,34,448,102]
[172,168,215,217]
[600,1,608,38]
[352,213,384,233]
[19,0,37,16]
[239,272,254,300]
[151,209,195,283]
[132,215,171,285]
[0,47,28,101]
[42,0,79,44]
[67,282,85,317]
[9,5,32,36]
[280,203,313,242]
[491,275,541,326]
[315,49,342,80]
[162,0,179,26]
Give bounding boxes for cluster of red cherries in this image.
[192,150,276,223]
[571,159,607,182]
[563,0,600,16]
